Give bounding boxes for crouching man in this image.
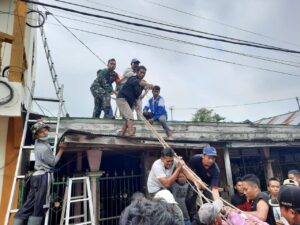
[13,121,65,225]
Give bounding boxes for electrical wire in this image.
[48,12,300,68]
[171,96,300,110]
[21,0,300,54]
[46,24,300,79]
[144,0,300,48]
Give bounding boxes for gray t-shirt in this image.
[147,158,178,193]
[172,182,190,220]
[34,140,61,174]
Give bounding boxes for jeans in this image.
[184,218,192,225]
[158,115,171,134]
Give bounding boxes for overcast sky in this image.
[33,0,300,122]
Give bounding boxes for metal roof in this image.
[256,110,300,125]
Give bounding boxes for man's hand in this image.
[177,159,186,169]
[148,119,154,124]
[59,141,66,150]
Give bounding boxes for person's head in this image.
[136,65,147,79]
[152,85,160,99]
[278,186,300,225]
[294,171,300,185]
[107,58,116,71]
[288,170,299,180]
[198,199,223,225]
[234,177,244,195]
[283,179,299,187]
[177,172,187,185]
[267,177,281,198]
[202,146,217,168]
[242,174,261,200]
[31,121,50,141]
[130,192,145,202]
[130,58,140,71]
[119,197,183,225]
[154,189,177,204]
[160,148,175,169]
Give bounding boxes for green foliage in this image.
[192,108,225,122]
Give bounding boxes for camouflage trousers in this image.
[92,94,113,118]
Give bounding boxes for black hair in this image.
[234,177,243,186]
[242,174,261,189]
[137,65,147,72]
[108,58,116,63]
[288,170,299,175]
[267,177,281,186]
[161,148,175,157]
[119,198,184,225]
[153,85,160,91]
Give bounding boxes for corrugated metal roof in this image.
[256,110,300,125]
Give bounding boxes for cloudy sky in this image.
[33,0,300,122]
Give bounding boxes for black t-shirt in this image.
[252,192,276,225]
[188,154,220,188]
[117,76,143,107]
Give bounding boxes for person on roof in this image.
[13,121,65,225]
[118,58,148,120]
[90,58,120,119]
[116,65,153,136]
[143,85,173,139]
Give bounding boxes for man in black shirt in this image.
[116,65,153,136]
[189,146,220,200]
[242,174,276,225]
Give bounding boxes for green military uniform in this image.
[90,68,117,118]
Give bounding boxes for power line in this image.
[45,24,300,79]
[43,7,106,65]
[21,0,300,54]
[144,0,300,48]
[49,12,300,68]
[172,96,300,110]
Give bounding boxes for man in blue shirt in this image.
[143,86,172,139]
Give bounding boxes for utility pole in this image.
[170,106,174,121]
[296,97,300,110]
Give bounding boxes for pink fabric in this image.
[227,212,269,225]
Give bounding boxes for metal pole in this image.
[169,106,174,121]
[223,148,234,197]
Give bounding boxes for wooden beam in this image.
[223,148,234,197]
[9,0,27,82]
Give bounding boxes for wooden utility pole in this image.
[8,0,27,82]
[0,32,14,75]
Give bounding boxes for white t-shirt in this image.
[147,158,178,193]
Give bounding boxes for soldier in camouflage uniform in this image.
[90,58,120,119]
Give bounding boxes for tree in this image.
[192,108,225,122]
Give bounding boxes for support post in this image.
[262,147,274,180]
[223,148,234,197]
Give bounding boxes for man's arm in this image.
[158,160,184,188]
[246,199,269,221]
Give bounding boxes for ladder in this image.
[4,16,67,225]
[60,177,95,225]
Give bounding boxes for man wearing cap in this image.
[13,121,65,225]
[192,199,225,225]
[278,186,300,225]
[119,58,147,120]
[189,146,220,200]
[90,58,120,119]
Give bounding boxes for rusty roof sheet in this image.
[256,110,300,125]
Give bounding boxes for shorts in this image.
[116,98,134,120]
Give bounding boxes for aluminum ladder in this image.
[60,177,95,225]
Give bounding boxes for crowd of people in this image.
[90,58,173,139]
[119,146,300,225]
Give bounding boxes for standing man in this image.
[267,177,282,223]
[119,58,147,120]
[116,65,153,136]
[143,85,173,139]
[90,58,120,119]
[278,186,300,225]
[13,121,65,225]
[231,177,251,211]
[189,146,220,200]
[242,174,276,225]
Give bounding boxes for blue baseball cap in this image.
[203,146,217,156]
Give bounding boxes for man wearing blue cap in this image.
[189,146,220,200]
